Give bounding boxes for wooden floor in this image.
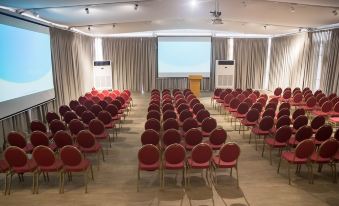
[0,92,338,206]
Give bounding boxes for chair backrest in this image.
[116,96,126,106]
[269,97,279,105]
[237,102,250,115]
[295,126,313,142]
[182,118,199,132]
[184,128,203,146]
[201,117,217,133]
[30,131,49,147]
[179,109,193,122]
[192,103,205,115]
[293,115,308,130]
[317,139,339,159]
[310,115,325,130]
[314,89,322,97]
[162,103,174,113]
[243,97,254,106]
[164,144,186,165]
[7,131,27,149]
[279,102,291,111]
[209,128,227,146]
[49,119,66,134]
[104,96,114,104]
[30,120,47,133]
[141,129,160,146]
[229,98,241,109]
[148,104,160,112]
[163,110,177,121]
[333,102,339,113]
[69,119,85,136]
[331,97,339,107]
[98,100,108,110]
[275,126,292,143]
[335,129,339,141]
[276,115,291,129]
[97,110,113,125]
[89,119,105,135]
[277,108,290,119]
[328,93,337,100]
[59,105,71,117]
[90,104,103,116]
[219,143,240,163]
[32,145,56,167]
[319,97,329,107]
[112,99,122,110]
[4,146,28,167]
[253,90,260,98]
[175,98,187,108]
[144,118,161,132]
[187,94,196,103]
[163,118,179,131]
[305,96,317,108]
[78,96,87,105]
[189,98,200,109]
[196,109,210,123]
[321,101,332,113]
[63,111,78,124]
[292,93,303,103]
[282,91,292,100]
[245,108,260,122]
[295,139,315,159]
[213,88,223,97]
[259,116,274,131]
[138,144,160,165]
[314,125,333,142]
[147,110,161,121]
[224,94,235,105]
[105,104,119,117]
[75,105,87,117]
[265,102,277,111]
[273,87,283,96]
[262,108,275,119]
[60,146,83,167]
[162,129,181,147]
[256,97,267,107]
[191,143,212,164]
[251,102,263,113]
[76,130,97,148]
[177,103,190,114]
[53,130,73,148]
[248,93,257,102]
[69,100,80,111]
[81,111,96,125]
[236,94,246,102]
[46,112,60,124]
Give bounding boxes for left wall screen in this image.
[0,13,55,120]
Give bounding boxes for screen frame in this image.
[0,11,56,121]
[156,35,213,78]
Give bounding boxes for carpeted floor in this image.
[0,92,338,206]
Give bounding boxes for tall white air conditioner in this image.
[93,61,112,90]
[215,60,235,89]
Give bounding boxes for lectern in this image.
[188,75,203,97]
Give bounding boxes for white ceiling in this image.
[1,0,339,36]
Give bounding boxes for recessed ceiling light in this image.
[85,7,89,14]
[333,10,338,16]
[190,0,197,7]
[88,25,91,31]
[134,4,139,10]
[290,6,295,13]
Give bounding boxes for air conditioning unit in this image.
[93,61,112,90]
[215,60,235,89]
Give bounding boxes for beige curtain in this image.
[233,38,268,89]
[211,37,229,89]
[320,29,339,94]
[102,37,156,92]
[268,33,315,90]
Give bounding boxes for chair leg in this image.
[261,140,266,157]
[333,163,337,183]
[277,156,282,174]
[255,135,258,150]
[36,172,40,194]
[309,163,314,184]
[3,172,8,195]
[97,152,100,170]
[288,163,291,185]
[249,133,252,144]
[230,168,233,176]
[90,165,94,181]
[236,165,239,188]
[61,172,65,193]
[101,148,105,161]
[58,171,62,194]
[84,170,88,193]
[269,147,273,165]
[137,169,140,192]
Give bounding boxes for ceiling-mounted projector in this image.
[210,0,223,24]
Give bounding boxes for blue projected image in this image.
[0,23,54,102]
[158,37,211,77]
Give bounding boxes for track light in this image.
[85,7,89,14]
[88,25,91,31]
[264,25,267,30]
[113,24,116,29]
[134,3,139,10]
[333,10,338,16]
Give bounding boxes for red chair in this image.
[280,91,292,102]
[75,105,87,118]
[89,119,111,148]
[240,108,260,135]
[53,131,73,150]
[276,108,290,120]
[292,115,308,133]
[76,130,105,170]
[256,98,266,108]
[59,105,71,117]
[98,100,108,110]
[105,104,121,126]
[30,131,57,151]
[211,88,223,106]
[312,101,333,117]
[162,144,186,188]
[32,145,63,193]
[182,118,199,134]
[104,96,114,104]
[212,142,240,186]
[290,93,303,107]
[195,109,210,126]
[279,102,291,111]
[90,104,103,117]
[144,118,161,132]
[309,115,324,133]
[186,143,213,186]
[148,104,160,112]
[278,139,315,184]
[178,110,193,127]
[176,103,190,115]
[270,87,282,98]
[0,159,10,194]
[163,118,179,131]
[147,110,161,121]
[81,111,96,127]
[60,146,93,193]
[78,96,87,105]
[251,102,263,113]
[137,144,161,191]
[162,103,174,113]
[310,138,338,183]
[201,117,217,137]
[30,120,47,133]
[215,90,228,109]
[288,126,313,147]
[262,126,292,165]
[69,119,85,137]
[192,103,205,115]
[301,96,317,111]
[271,115,291,134]
[91,96,100,104]
[63,111,78,125]
[265,102,277,111]
[231,102,250,129]
[205,128,227,150]
[183,128,203,151]
[162,129,181,148]
[226,98,241,115]
[46,112,60,124]
[7,131,33,153]
[250,116,274,150]
[222,94,235,113]
[69,100,80,111]
[313,125,333,145]
[141,129,160,146]
[330,102,339,116]
[163,110,177,121]
[49,119,66,135]
[4,146,37,195]
[189,98,200,109]
[98,110,117,140]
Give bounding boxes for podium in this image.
[188,75,203,97]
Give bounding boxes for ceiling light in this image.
[242,1,247,8]
[290,6,295,13]
[113,24,116,29]
[333,10,338,16]
[85,7,89,14]
[190,0,197,7]
[134,4,139,10]
[88,25,91,31]
[264,25,267,30]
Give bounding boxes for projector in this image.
[212,17,223,24]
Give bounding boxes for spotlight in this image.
[88,25,91,31]
[134,3,139,10]
[290,6,295,13]
[299,28,302,32]
[113,24,116,29]
[264,25,267,30]
[190,0,197,8]
[85,7,89,14]
[333,10,338,16]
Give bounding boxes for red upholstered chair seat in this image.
[212,156,237,168]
